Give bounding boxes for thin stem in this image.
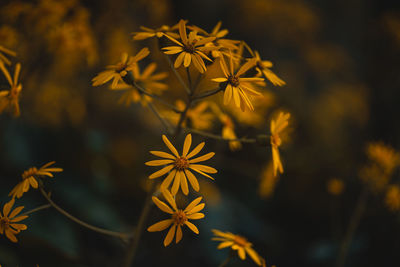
[186,68,192,92]
[39,187,130,242]
[184,127,257,143]
[335,186,369,267]
[218,249,234,267]
[20,204,51,216]
[122,182,157,267]
[132,81,181,113]
[193,88,222,101]
[147,102,174,134]
[164,55,191,94]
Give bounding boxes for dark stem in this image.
[193,88,222,101]
[335,186,369,267]
[20,204,51,216]
[164,55,191,94]
[184,127,257,143]
[218,249,235,267]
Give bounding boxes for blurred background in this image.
[1,0,400,266]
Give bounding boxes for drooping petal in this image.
[185,221,199,234]
[152,196,174,214]
[171,171,181,195]
[164,224,176,246]
[184,169,200,192]
[245,247,262,265]
[147,219,173,232]
[5,229,17,243]
[149,165,174,179]
[237,247,246,260]
[160,169,176,191]
[174,52,186,68]
[189,164,217,173]
[190,167,215,180]
[183,53,191,67]
[180,172,189,195]
[223,84,233,105]
[175,225,183,243]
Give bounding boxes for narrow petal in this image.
[147,219,173,232]
[28,177,38,188]
[160,169,176,191]
[176,225,183,243]
[162,135,180,157]
[187,142,205,159]
[164,224,176,246]
[145,159,174,166]
[149,165,174,179]
[162,189,178,211]
[189,164,217,173]
[223,84,233,105]
[185,221,199,234]
[180,172,189,195]
[3,198,15,217]
[211,78,228,83]
[217,241,234,249]
[238,247,246,260]
[183,52,191,67]
[236,58,257,77]
[187,213,205,219]
[190,167,215,180]
[171,171,181,195]
[178,20,188,44]
[182,134,192,157]
[174,52,186,68]
[184,169,200,192]
[245,247,262,265]
[10,223,27,231]
[189,152,215,164]
[150,151,176,160]
[13,63,21,85]
[184,196,203,213]
[186,203,205,214]
[5,229,17,243]
[233,87,241,108]
[9,215,27,222]
[9,206,23,219]
[152,196,174,214]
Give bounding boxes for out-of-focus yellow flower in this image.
[385,185,400,212]
[0,198,28,243]
[270,112,290,176]
[0,63,22,117]
[0,46,16,66]
[253,51,285,87]
[259,162,279,198]
[147,189,205,246]
[327,178,345,196]
[112,63,168,106]
[92,48,150,88]
[212,229,263,266]
[132,24,180,40]
[9,161,63,199]
[145,134,217,195]
[212,55,263,111]
[162,20,216,73]
[220,113,242,151]
[360,142,400,193]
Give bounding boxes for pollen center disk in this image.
[22,167,38,180]
[233,235,249,247]
[174,156,189,170]
[173,210,187,226]
[0,217,10,230]
[183,44,195,54]
[228,75,240,87]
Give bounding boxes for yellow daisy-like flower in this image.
[132,24,180,40]
[0,46,16,66]
[92,48,150,88]
[9,161,63,199]
[212,54,263,111]
[145,134,217,195]
[270,112,290,176]
[253,51,285,87]
[220,113,242,151]
[147,189,205,246]
[0,198,28,243]
[112,62,168,106]
[385,185,400,212]
[212,229,263,266]
[162,19,216,73]
[0,63,22,117]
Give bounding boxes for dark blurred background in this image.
[1,0,400,266]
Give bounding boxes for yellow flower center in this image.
[270,134,282,147]
[115,63,128,75]
[174,156,189,170]
[233,235,249,247]
[22,167,38,180]
[183,43,195,54]
[227,75,240,87]
[172,210,187,226]
[0,217,10,230]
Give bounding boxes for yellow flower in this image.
[270,112,290,176]
[0,45,16,66]
[0,198,28,243]
[147,189,205,246]
[162,19,216,73]
[9,161,63,199]
[145,134,217,195]
[220,113,242,151]
[385,185,400,212]
[212,229,263,266]
[112,63,168,106]
[327,178,345,196]
[132,24,180,40]
[92,48,150,88]
[253,51,285,87]
[0,63,22,117]
[259,162,279,198]
[212,54,263,111]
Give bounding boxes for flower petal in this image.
[190,164,217,173]
[182,134,192,157]
[152,196,174,214]
[176,225,183,243]
[160,169,176,191]
[147,219,173,232]
[184,196,203,213]
[185,221,199,234]
[145,159,174,166]
[187,142,205,159]
[189,152,215,164]
[186,203,205,215]
[180,172,189,195]
[164,224,176,246]
[245,247,262,265]
[217,241,234,249]
[184,169,200,192]
[149,165,174,179]
[150,151,176,160]
[162,135,180,157]
[171,171,181,195]
[187,213,205,220]
[161,189,178,211]
[3,198,15,217]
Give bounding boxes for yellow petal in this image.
[3,198,15,217]
[238,247,246,260]
[174,52,185,68]
[217,241,234,249]
[187,142,205,159]
[162,135,180,157]
[184,196,203,213]
[149,165,174,179]
[189,152,215,164]
[180,172,189,195]
[245,247,262,265]
[189,164,217,173]
[176,225,183,243]
[152,196,174,214]
[171,171,181,195]
[164,224,176,246]
[182,134,192,157]
[9,206,23,219]
[161,189,178,211]
[187,213,205,220]
[145,159,174,166]
[150,151,176,160]
[183,52,191,67]
[186,203,205,215]
[5,229,18,243]
[160,169,176,191]
[184,221,199,234]
[147,219,173,232]
[184,169,200,192]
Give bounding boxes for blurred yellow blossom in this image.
[147,189,205,246]
[162,20,216,73]
[270,112,290,176]
[212,229,263,266]
[146,134,217,195]
[253,51,286,87]
[212,55,263,111]
[259,162,279,198]
[0,46,16,66]
[327,178,345,196]
[385,185,400,212]
[0,63,22,117]
[9,161,63,199]
[92,48,150,88]
[133,24,180,40]
[0,198,28,243]
[220,114,242,151]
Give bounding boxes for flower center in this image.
[0,217,10,230]
[183,43,195,54]
[233,235,249,247]
[174,156,189,170]
[115,63,128,74]
[227,75,240,87]
[22,167,38,180]
[270,134,282,147]
[172,210,187,226]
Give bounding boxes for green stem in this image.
[164,55,191,94]
[39,187,130,242]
